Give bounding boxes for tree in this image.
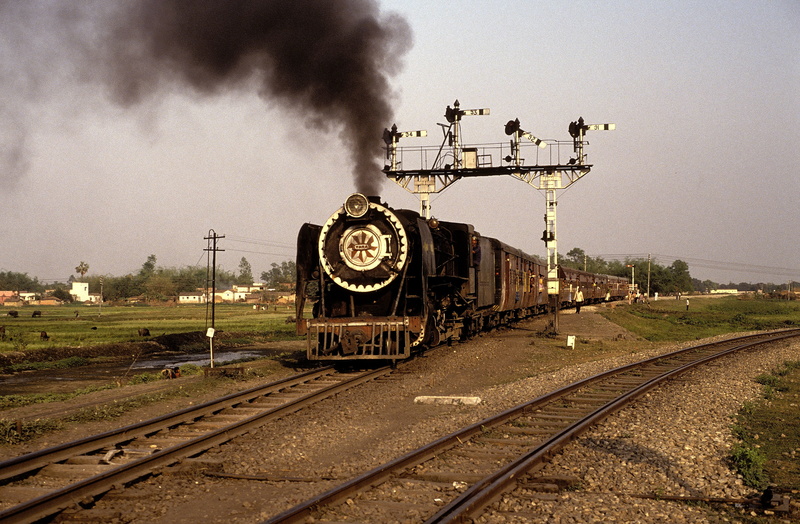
[261,260,296,288]
[668,260,693,293]
[139,254,157,278]
[565,248,586,268]
[51,287,73,303]
[0,271,44,293]
[143,273,177,301]
[237,257,253,285]
[75,261,89,279]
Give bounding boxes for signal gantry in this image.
[382,100,614,332]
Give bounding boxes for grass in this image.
[0,368,258,445]
[5,356,92,373]
[730,360,800,491]
[0,419,64,445]
[598,295,800,342]
[0,363,213,410]
[0,384,116,410]
[0,303,301,354]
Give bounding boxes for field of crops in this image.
[600,294,800,341]
[0,303,300,354]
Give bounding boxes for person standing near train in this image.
[575,289,585,314]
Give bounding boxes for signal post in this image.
[383,101,613,334]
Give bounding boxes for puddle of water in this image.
[132,350,269,370]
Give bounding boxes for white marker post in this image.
[206,327,215,368]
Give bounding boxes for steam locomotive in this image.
[295,193,628,361]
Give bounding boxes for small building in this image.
[39,296,64,306]
[0,291,18,305]
[71,282,90,302]
[179,291,208,304]
[233,283,265,293]
[2,296,24,308]
[275,293,296,305]
[19,292,39,303]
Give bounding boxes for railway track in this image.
[0,365,392,523]
[267,328,800,523]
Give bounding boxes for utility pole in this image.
[627,264,636,298]
[647,254,651,299]
[204,230,225,368]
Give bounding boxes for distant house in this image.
[244,293,263,304]
[179,291,208,304]
[39,296,64,306]
[233,283,264,294]
[0,291,18,306]
[19,292,39,303]
[211,287,250,303]
[2,296,24,308]
[71,282,90,302]
[276,293,296,305]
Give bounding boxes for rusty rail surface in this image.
[266,329,800,523]
[0,365,392,523]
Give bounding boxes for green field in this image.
[599,295,800,341]
[0,304,301,354]
[3,295,798,359]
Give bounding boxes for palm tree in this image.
[75,261,89,279]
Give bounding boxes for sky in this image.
[1,0,798,286]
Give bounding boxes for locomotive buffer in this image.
[383,101,614,332]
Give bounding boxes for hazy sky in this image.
[1,0,797,286]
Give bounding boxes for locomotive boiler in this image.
[296,193,627,362]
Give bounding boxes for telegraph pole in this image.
[204,230,225,368]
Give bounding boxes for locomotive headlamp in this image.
[344,193,369,218]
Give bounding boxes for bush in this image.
[179,363,203,376]
[730,443,769,488]
[0,418,63,445]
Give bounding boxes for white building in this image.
[71,282,90,302]
[179,292,208,304]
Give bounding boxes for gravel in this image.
[480,338,800,523]
[9,309,799,523]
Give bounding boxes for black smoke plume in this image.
[95,0,412,195]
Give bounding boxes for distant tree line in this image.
[2,252,793,302]
[559,248,694,295]
[0,254,298,303]
[557,248,797,295]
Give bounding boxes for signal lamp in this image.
[505,118,521,136]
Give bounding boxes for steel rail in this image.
[0,366,336,483]
[0,366,392,524]
[427,329,800,523]
[265,328,800,523]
